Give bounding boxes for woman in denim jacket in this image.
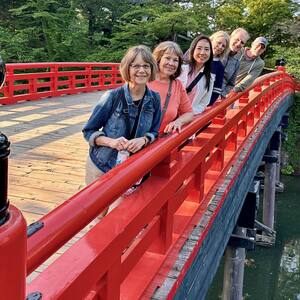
[83,45,161,191]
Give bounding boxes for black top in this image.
[130,97,144,139]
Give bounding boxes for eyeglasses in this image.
[130,64,151,70]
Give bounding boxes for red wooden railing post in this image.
[247,106,255,127]
[102,258,122,300]
[70,67,76,93]
[196,163,205,201]
[30,76,36,96]
[158,199,174,253]
[253,84,262,93]
[6,64,15,104]
[276,66,285,72]
[211,140,225,172]
[225,128,237,152]
[263,78,270,88]
[264,93,269,107]
[97,65,104,87]
[152,149,178,178]
[254,101,260,119]
[51,64,58,97]
[237,118,247,137]
[86,64,92,92]
[260,95,266,112]
[212,107,227,125]
[111,65,117,86]
[239,91,249,104]
[151,149,179,253]
[0,133,27,300]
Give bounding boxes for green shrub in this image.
[282,94,300,175]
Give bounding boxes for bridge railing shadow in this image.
[23,69,298,299]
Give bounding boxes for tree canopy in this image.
[0,0,299,74]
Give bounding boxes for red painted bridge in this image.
[0,63,298,300]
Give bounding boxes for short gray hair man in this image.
[221,27,250,97]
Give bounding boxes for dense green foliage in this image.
[0,0,299,67]
[282,94,300,175]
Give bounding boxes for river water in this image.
[207,175,300,299]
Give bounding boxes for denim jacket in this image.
[82,83,161,173]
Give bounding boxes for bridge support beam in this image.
[263,129,281,230]
[275,118,290,193]
[263,151,277,230]
[221,226,246,300]
[270,128,284,193]
[275,129,282,188]
[221,181,258,300]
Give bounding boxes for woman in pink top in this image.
[148,41,193,134]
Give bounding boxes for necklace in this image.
[133,99,143,108]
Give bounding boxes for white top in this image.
[178,64,215,114]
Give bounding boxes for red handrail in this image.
[23,71,296,299]
[0,62,123,105]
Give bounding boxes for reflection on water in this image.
[207,176,300,300]
[278,240,300,299]
[280,241,300,274]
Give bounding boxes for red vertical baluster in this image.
[239,91,249,104]
[51,64,58,97]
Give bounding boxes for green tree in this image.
[8,0,88,61]
[72,0,132,48]
[93,1,199,61]
[243,0,296,44]
[214,0,297,45]
[214,0,246,32]
[0,0,299,64]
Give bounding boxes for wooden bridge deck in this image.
[1,91,103,224]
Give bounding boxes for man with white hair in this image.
[233,36,268,92]
[221,27,250,97]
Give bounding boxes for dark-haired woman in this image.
[178,35,214,114]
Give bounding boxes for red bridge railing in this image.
[0,62,123,105]
[0,67,298,300]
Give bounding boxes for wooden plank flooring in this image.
[1,91,104,224]
[1,92,106,282]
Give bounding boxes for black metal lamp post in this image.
[275,57,286,67]
[0,132,10,225]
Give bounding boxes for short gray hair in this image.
[120,45,157,82]
[230,27,250,42]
